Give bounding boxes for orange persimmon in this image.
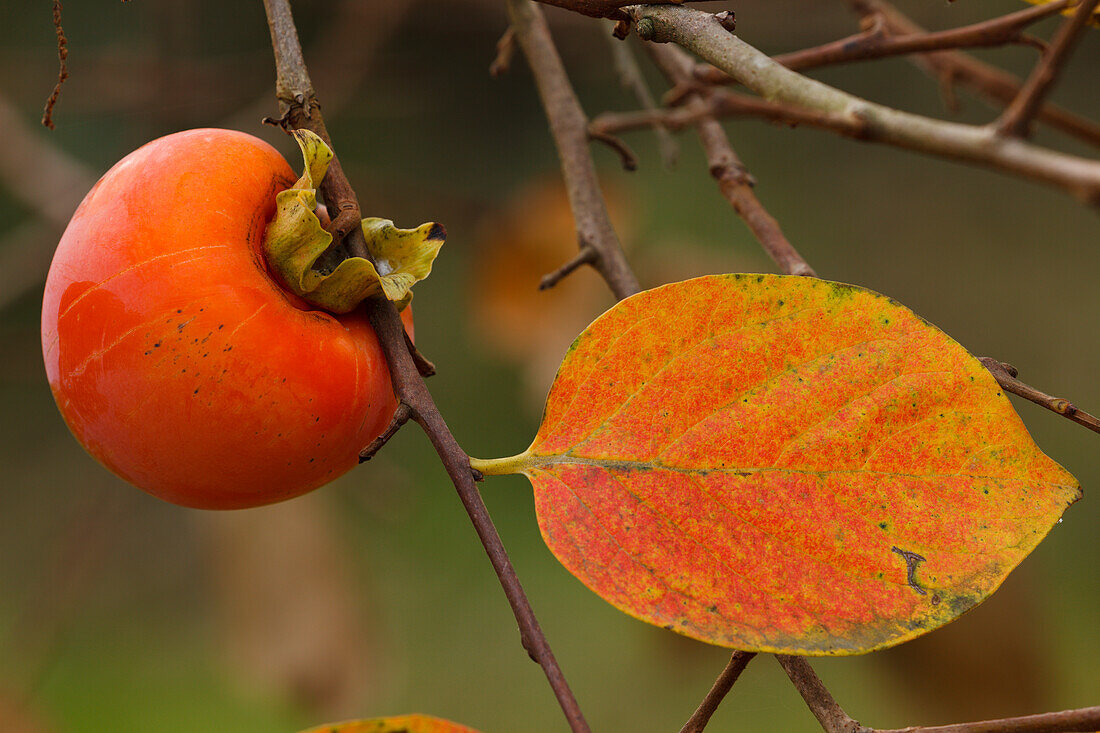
[41,129,409,509]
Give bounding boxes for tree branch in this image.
[874,705,1100,733]
[978,358,1100,434]
[777,655,868,733]
[533,0,723,20]
[261,2,589,730]
[626,5,1100,207]
[996,0,1100,137]
[507,0,640,300]
[679,651,756,733]
[845,0,1100,150]
[690,0,1068,82]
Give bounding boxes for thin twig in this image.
[644,42,817,278]
[533,0,724,20]
[777,655,868,733]
[358,402,413,462]
[42,0,69,129]
[405,328,436,377]
[626,5,1100,207]
[588,127,638,170]
[605,29,679,168]
[261,2,590,730]
[874,705,1100,733]
[845,0,1100,149]
[979,358,1100,434]
[540,242,598,290]
[507,0,641,300]
[490,25,517,77]
[693,0,1069,82]
[996,0,1100,137]
[679,652,756,733]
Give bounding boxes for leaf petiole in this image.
[469,452,537,476]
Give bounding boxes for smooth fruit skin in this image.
[42,129,409,509]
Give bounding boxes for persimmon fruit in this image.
[41,128,409,509]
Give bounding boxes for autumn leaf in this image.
[299,714,482,733]
[1024,0,1100,25]
[471,274,1080,655]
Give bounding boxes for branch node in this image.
[358,402,414,463]
[714,10,736,32]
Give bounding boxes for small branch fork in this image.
[261,2,589,731]
[843,0,1100,150]
[996,0,1100,138]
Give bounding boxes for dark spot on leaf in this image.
[891,546,927,596]
[426,222,446,241]
[931,594,941,605]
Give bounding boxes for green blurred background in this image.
[1,1,1096,731]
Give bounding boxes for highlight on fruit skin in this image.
[41,128,432,509]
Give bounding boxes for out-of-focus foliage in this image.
[0,1,1096,731]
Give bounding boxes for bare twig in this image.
[42,0,69,129]
[533,0,723,20]
[644,43,817,278]
[588,127,638,170]
[874,705,1100,733]
[605,30,679,167]
[358,402,413,462]
[540,241,598,290]
[405,328,436,378]
[845,0,1100,149]
[507,0,640,300]
[777,655,868,733]
[490,26,517,77]
[679,652,756,733]
[979,358,1100,434]
[627,5,1100,207]
[692,0,1069,82]
[996,0,1100,137]
[262,2,590,730]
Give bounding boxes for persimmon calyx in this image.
[262,129,445,314]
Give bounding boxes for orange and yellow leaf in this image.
[299,714,482,733]
[473,274,1080,655]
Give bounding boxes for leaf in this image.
[262,130,445,314]
[472,274,1080,655]
[298,714,482,733]
[1024,0,1099,25]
